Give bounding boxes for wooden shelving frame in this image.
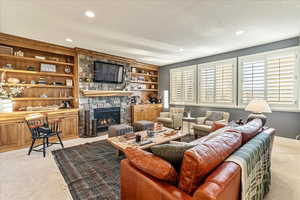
[131,72,159,77]
[0,33,80,153]
[2,83,73,88]
[132,89,159,92]
[11,97,74,101]
[0,33,78,112]
[130,62,160,102]
[0,68,73,77]
[0,53,74,66]
[130,81,158,85]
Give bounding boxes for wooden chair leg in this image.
[43,138,46,157]
[56,134,64,148]
[28,138,36,155]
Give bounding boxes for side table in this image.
[182,117,196,135]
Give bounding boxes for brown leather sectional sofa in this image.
[120,119,275,200]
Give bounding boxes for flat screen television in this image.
[94,61,124,83]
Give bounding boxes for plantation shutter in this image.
[215,62,234,104]
[170,66,196,104]
[266,54,297,105]
[240,47,299,108]
[199,59,236,105]
[170,69,183,104]
[199,65,215,103]
[182,67,196,103]
[241,59,265,104]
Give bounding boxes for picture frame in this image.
[66,79,73,87]
[40,63,56,72]
[0,45,13,55]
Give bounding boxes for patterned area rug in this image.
[52,135,194,200]
[52,140,123,200]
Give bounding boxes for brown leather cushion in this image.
[178,131,242,195]
[125,147,178,184]
[235,118,263,144]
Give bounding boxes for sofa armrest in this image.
[160,112,170,118]
[261,128,275,137]
[215,119,228,124]
[121,159,192,200]
[261,128,276,152]
[196,117,207,125]
[193,162,241,200]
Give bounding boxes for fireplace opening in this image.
[94,107,120,132]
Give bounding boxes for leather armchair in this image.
[157,107,184,129]
[193,111,230,138]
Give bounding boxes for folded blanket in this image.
[226,132,272,200]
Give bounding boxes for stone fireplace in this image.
[78,54,134,137]
[94,107,121,132]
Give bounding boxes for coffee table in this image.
[106,127,188,156]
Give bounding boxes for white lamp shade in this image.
[245,99,272,113]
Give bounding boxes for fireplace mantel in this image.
[82,90,133,97]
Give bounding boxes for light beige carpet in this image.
[264,136,300,200]
[0,130,299,200]
[0,135,107,200]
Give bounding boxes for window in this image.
[163,90,169,109]
[198,58,237,106]
[239,47,299,109]
[168,46,300,111]
[170,66,197,104]
[240,58,265,103]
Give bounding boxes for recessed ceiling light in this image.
[179,48,184,52]
[235,30,244,36]
[65,38,73,42]
[85,10,95,18]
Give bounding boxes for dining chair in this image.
[25,113,64,157]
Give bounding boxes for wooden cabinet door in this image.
[20,122,33,146]
[132,106,145,122]
[0,122,22,151]
[61,115,78,139]
[147,105,157,121]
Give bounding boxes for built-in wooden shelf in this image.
[0,108,79,117]
[2,83,73,88]
[131,72,159,77]
[133,63,159,71]
[0,68,73,77]
[133,89,158,92]
[11,97,74,101]
[130,81,158,84]
[82,90,133,97]
[0,53,74,66]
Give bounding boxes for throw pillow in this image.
[150,143,196,169]
[124,147,178,184]
[210,122,227,133]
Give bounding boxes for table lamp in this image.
[245,99,272,126]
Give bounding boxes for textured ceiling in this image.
[1,0,300,65]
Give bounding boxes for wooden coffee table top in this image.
[106,127,187,152]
